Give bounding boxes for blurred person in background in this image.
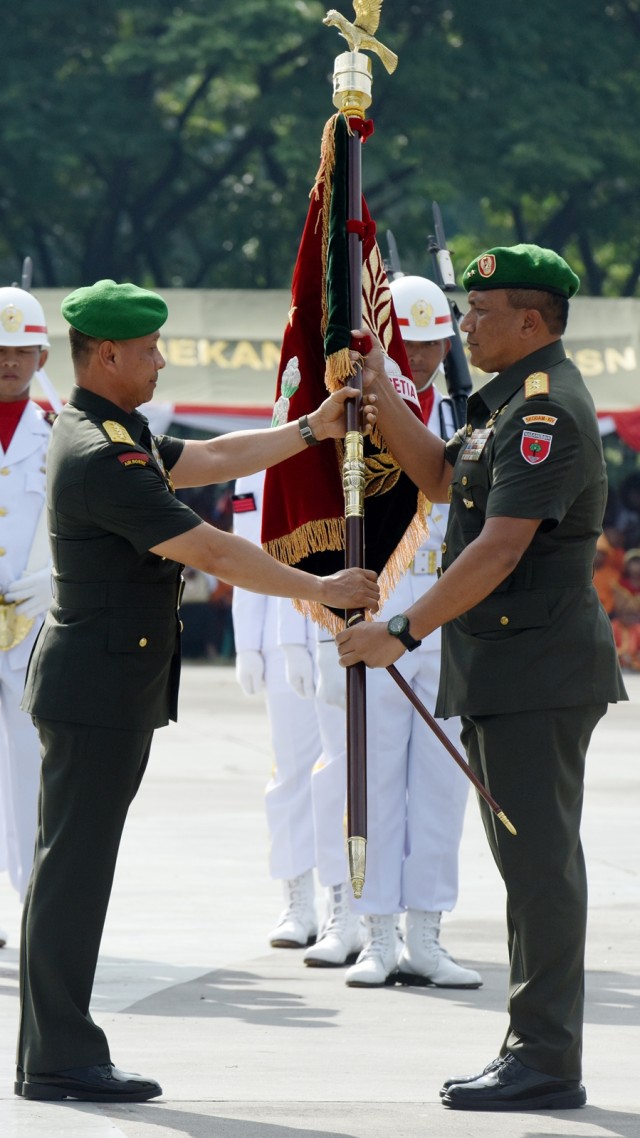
[0,286,54,943]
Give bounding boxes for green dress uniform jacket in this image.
[22,385,202,729]
[18,385,204,1075]
[437,340,626,717]
[431,340,626,1083]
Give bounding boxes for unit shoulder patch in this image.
[117,451,150,468]
[520,430,553,465]
[102,420,136,445]
[522,413,558,426]
[524,372,550,399]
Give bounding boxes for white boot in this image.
[396,910,482,988]
[344,914,400,987]
[304,883,364,967]
[269,869,317,948]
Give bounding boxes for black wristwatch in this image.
[387,613,422,652]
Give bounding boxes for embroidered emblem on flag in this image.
[520,430,553,465]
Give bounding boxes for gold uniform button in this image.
[0,507,7,516]
[139,637,148,647]
[441,542,447,554]
[500,616,509,626]
[0,468,9,476]
[461,475,468,486]
[0,548,5,556]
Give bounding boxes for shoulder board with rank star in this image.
[524,371,550,399]
[102,420,136,445]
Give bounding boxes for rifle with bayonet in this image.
[384,229,404,281]
[428,202,472,430]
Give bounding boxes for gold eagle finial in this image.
[323,1,398,74]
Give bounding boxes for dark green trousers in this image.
[17,718,154,1074]
[461,703,606,1082]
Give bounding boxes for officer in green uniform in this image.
[337,245,626,1112]
[16,280,379,1104]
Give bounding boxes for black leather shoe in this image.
[22,1062,162,1102]
[439,1056,503,1097]
[441,1054,586,1111]
[14,1067,24,1097]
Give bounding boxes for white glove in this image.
[315,639,346,709]
[282,643,315,699]
[4,567,52,619]
[235,649,265,696]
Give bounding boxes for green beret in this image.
[61,279,168,340]
[462,244,580,299]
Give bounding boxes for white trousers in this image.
[0,656,41,900]
[263,648,348,885]
[263,648,321,881]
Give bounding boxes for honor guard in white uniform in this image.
[232,470,363,960]
[231,469,322,947]
[312,278,482,988]
[277,604,364,968]
[0,287,54,928]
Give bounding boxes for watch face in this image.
[388,614,408,635]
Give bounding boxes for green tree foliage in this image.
[2,1,640,294]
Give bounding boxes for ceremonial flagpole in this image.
[323,4,397,897]
[322,8,516,879]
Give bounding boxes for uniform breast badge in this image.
[461,427,492,461]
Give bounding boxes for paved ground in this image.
[0,664,638,1138]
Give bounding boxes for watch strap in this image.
[298,415,320,447]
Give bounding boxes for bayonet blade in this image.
[21,256,33,292]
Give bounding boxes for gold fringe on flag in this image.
[271,491,431,636]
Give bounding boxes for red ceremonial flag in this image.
[262,112,429,632]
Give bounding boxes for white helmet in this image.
[0,286,49,347]
[390,275,454,342]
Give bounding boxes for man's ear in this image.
[97,339,117,368]
[442,337,452,359]
[37,348,49,370]
[521,308,544,339]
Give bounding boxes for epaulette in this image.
[524,372,550,399]
[101,419,136,445]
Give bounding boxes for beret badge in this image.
[478,254,497,278]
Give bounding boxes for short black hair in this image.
[69,327,101,366]
[505,288,569,335]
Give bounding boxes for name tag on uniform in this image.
[461,427,492,461]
